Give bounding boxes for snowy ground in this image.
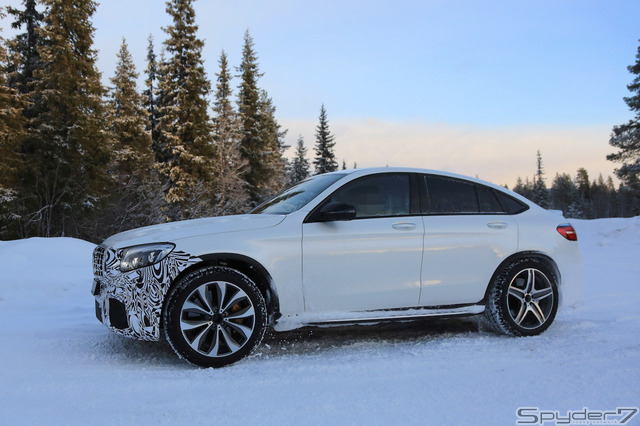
[0,218,639,425]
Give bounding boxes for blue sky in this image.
[2,0,639,185]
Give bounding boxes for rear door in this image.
[419,175,518,306]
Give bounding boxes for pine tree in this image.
[608,39,640,187]
[142,34,160,157]
[156,0,214,220]
[236,30,286,204]
[532,150,549,208]
[211,50,249,215]
[313,104,338,174]
[290,136,310,185]
[100,39,163,236]
[19,0,110,238]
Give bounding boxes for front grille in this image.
[93,245,106,277]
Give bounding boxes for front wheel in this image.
[164,266,267,367]
[484,258,559,336]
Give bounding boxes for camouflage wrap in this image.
[93,245,201,340]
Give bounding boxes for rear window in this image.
[494,190,528,214]
[423,175,528,215]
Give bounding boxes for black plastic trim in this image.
[479,251,560,304]
[170,253,281,326]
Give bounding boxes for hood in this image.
[103,214,286,249]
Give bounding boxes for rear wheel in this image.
[484,258,559,336]
[164,266,267,367]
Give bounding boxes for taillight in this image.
[557,224,578,241]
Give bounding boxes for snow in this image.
[1,218,639,425]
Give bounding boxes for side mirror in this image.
[315,202,356,222]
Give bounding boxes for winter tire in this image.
[164,266,267,368]
[484,258,559,336]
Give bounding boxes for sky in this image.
[2,0,639,186]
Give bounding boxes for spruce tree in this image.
[313,104,338,174]
[5,0,44,95]
[513,176,534,201]
[236,30,286,204]
[156,0,214,220]
[101,39,163,236]
[211,50,249,215]
[608,39,640,187]
[290,136,310,185]
[532,150,549,208]
[258,89,289,194]
[550,173,579,217]
[143,34,160,157]
[20,0,109,238]
[0,15,27,237]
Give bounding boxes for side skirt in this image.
[274,304,485,331]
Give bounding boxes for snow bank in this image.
[0,219,638,425]
[0,237,94,305]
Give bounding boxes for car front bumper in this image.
[92,245,202,341]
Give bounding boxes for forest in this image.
[0,0,638,243]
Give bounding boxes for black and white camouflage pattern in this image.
[93,245,201,341]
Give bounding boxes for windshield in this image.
[251,173,347,215]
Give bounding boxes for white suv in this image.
[92,168,582,367]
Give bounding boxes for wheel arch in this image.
[161,253,280,328]
[481,251,561,304]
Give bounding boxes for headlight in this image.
[119,243,175,272]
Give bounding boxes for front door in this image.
[302,173,424,312]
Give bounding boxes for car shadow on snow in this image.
[90,317,482,368]
[256,317,482,359]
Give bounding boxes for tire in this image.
[484,258,559,337]
[164,266,267,368]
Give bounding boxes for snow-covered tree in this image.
[313,104,338,174]
[5,0,44,95]
[18,0,110,238]
[608,39,640,187]
[211,50,249,215]
[289,136,310,185]
[258,89,289,195]
[142,34,160,156]
[236,30,287,204]
[531,150,549,208]
[100,39,164,237]
[156,0,214,220]
[0,13,26,238]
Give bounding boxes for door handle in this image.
[392,222,416,230]
[487,221,508,229]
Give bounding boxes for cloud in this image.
[282,118,617,187]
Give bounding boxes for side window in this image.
[494,190,529,214]
[327,174,411,218]
[477,184,505,213]
[424,175,478,214]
